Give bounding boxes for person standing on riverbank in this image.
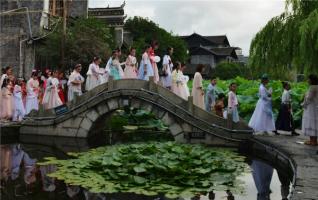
[13,78,26,121]
[192,64,205,109]
[228,83,240,123]
[249,74,275,134]
[302,74,318,146]
[275,82,298,136]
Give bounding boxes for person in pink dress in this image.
[0,78,14,121]
[42,70,62,109]
[149,41,160,83]
[124,47,138,79]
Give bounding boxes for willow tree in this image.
[249,0,318,79]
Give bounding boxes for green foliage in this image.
[124,17,188,64]
[188,77,307,127]
[38,142,248,198]
[249,0,318,79]
[213,61,252,79]
[110,108,168,132]
[36,17,115,70]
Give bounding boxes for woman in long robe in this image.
[42,71,62,109]
[138,45,154,81]
[228,83,240,123]
[0,78,13,120]
[13,79,25,121]
[149,41,160,83]
[25,72,40,114]
[191,65,205,109]
[248,75,275,133]
[171,62,183,97]
[85,57,103,91]
[161,47,174,89]
[302,74,318,146]
[68,64,85,101]
[124,48,138,79]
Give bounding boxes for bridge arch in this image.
[21,79,252,146]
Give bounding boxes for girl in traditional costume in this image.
[42,70,62,109]
[58,71,66,103]
[248,75,275,133]
[302,74,318,146]
[214,93,225,118]
[124,47,138,79]
[228,83,240,123]
[138,45,154,81]
[161,47,174,89]
[26,71,39,114]
[171,62,183,97]
[149,41,160,83]
[85,57,103,91]
[13,78,26,121]
[68,64,85,101]
[192,64,205,109]
[180,63,190,99]
[0,78,13,120]
[205,78,217,112]
[275,82,297,135]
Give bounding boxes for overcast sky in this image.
[89,0,285,55]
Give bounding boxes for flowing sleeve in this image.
[260,85,270,101]
[194,73,203,89]
[303,86,318,107]
[162,55,169,70]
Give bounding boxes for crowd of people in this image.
[0,41,317,145]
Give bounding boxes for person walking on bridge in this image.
[68,64,84,102]
[192,64,205,109]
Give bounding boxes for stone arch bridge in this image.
[21,78,253,146]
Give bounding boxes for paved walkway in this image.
[254,134,317,200]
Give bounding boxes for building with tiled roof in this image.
[180,33,241,78]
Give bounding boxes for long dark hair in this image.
[308,74,318,85]
[173,61,181,72]
[196,64,204,73]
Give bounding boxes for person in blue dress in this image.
[205,77,217,112]
[138,45,154,81]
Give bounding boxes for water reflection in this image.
[0,138,291,200]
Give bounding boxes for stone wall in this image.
[0,0,88,78]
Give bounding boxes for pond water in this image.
[0,131,292,200]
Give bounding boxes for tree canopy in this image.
[124,17,188,64]
[36,17,115,71]
[249,0,318,79]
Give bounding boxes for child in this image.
[13,78,26,121]
[214,93,225,118]
[228,83,239,123]
[0,78,13,120]
[275,82,298,135]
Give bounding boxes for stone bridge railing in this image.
[21,77,253,146]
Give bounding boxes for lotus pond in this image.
[1,109,293,200]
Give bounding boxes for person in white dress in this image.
[85,57,104,91]
[191,65,205,109]
[171,62,183,97]
[249,75,275,133]
[228,83,240,123]
[161,47,174,89]
[124,48,138,79]
[68,64,85,101]
[180,63,190,99]
[42,70,63,109]
[302,74,318,146]
[25,71,40,114]
[13,78,26,121]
